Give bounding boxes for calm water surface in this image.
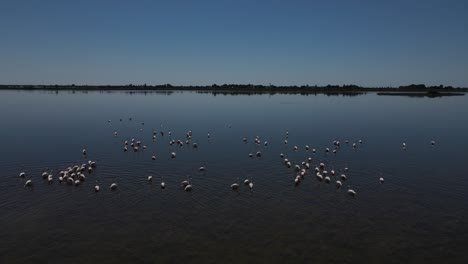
[0,90,467,264]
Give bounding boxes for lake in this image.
[0,90,467,264]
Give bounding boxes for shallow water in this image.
[0,90,467,264]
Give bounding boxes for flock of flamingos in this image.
[17,118,437,197]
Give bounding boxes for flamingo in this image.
[24,177,33,187]
[319,163,325,170]
[231,178,240,191]
[67,177,74,185]
[295,175,301,185]
[181,176,191,188]
[161,177,166,189]
[336,180,342,188]
[316,173,323,181]
[184,184,192,192]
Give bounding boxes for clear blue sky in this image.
[1,0,467,87]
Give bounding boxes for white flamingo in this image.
[231,178,240,191]
[161,176,165,189]
[295,175,301,185]
[336,180,342,188]
[181,176,190,188]
[316,173,323,181]
[184,184,192,192]
[24,177,33,187]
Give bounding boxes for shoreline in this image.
[0,85,466,97]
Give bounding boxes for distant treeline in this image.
[0,83,467,93]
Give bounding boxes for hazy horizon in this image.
[1,0,467,87]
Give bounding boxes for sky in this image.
[1,0,467,87]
